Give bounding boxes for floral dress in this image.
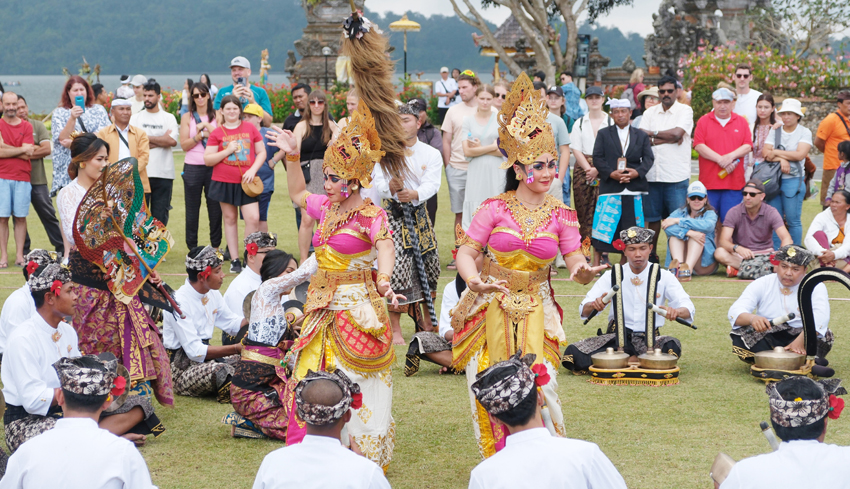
[285,194,396,470]
[452,191,581,458]
[50,105,110,196]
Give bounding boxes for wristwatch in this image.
[733,244,739,253]
[653,130,658,137]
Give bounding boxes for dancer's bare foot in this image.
[122,433,147,446]
[392,331,405,345]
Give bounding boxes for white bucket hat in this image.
[777,98,805,118]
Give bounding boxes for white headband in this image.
[111,98,133,107]
[606,98,631,109]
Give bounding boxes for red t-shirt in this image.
[0,118,34,182]
[207,122,263,184]
[693,112,753,190]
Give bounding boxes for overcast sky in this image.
[367,0,662,37]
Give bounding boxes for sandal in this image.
[0,262,7,269]
[678,263,691,282]
[668,259,679,278]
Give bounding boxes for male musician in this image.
[720,377,849,488]
[727,245,834,377]
[468,351,627,489]
[563,226,694,372]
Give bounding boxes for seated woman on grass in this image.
[805,189,850,272]
[661,181,718,281]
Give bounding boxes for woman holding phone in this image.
[51,75,110,196]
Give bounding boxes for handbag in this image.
[238,163,264,198]
[738,254,774,280]
[301,160,312,184]
[750,128,785,200]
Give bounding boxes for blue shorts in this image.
[707,189,743,223]
[643,180,688,222]
[0,179,31,218]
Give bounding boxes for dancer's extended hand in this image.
[265,126,298,154]
[571,263,608,285]
[467,277,509,296]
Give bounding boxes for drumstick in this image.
[769,312,795,327]
[760,421,780,451]
[582,285,619,325]
[647,303,697,329]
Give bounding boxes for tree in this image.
[751,0,850,57]
[448,0,632,81]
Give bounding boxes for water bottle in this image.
[718,159,741,179]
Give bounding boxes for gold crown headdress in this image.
[496,72,558,170]
[323,101,385,188]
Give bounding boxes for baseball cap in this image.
[585,86,604,97]
[546,86,564,97]
[712,87,736,101]
[440,67,449,73]
[130,75,148,87]
[743,180,766,194]
[243,104,264,118]
[230,56,251,69]
[687,181,707,198]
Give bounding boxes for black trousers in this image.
[23,184,63,254]
[426,194,438,227]
[147,178,174,227]
[182,165,222,249]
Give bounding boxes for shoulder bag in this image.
[749,128,783,200]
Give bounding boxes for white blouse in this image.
[804,209,850,260]
[569,113,613,156]
[56,178,87,246]
[248,255,317,345]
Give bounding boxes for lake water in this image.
[0,72,445,115]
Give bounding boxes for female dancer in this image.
[267,102,402,470]
[451,73,604,459]
[56,133,172,436]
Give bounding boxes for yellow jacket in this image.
[96,124,151,193]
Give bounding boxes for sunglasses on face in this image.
[742,191,763,197]
[658,89,675,95]
[688,195,705,201]
[192,92,208,99]
[530,161,557,172]
[496,93,507,99]
[735,73,750,79]
[309,100,325,106]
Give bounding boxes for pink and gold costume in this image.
[286,193,396,470]
[452,191,581,458]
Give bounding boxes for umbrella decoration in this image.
[73,157,184,317]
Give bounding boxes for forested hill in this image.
[1,0,644,75]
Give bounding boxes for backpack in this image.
[620,83,637,111]
[749,128,785,200]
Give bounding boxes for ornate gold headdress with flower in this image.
[496,72,558,170]
[323,101,385,188]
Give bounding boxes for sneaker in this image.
[447,259,457,270]
[726,266,738,278]
[230,259,243,274]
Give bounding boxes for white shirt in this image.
[728,274,829,336]
[0,283,36,354]
[0,418,157,489]
[720,439,850,489]
[115,123,132,161]
[252,434,391,489]
[804,209,850,260]
[163,280,242,362]
[130,97,146,116]
[1,314,80,415]
[438,279,461,340]
[371,140,443,206]
[763,124,813,178]
[569,113,613,156]
[468,428,627,489]
[616,125,631,154]
[130,109,178,179]
[734,88,763,124]
[223,267,262,319]
[639,101,695,182]
[436,77,459,108]
[57,178,86,244]
[580,266,695,332]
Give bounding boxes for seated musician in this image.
[563,227,694,372]
[727,244,833,377]
[720,377,848,488]
[163,246,246,403]
[404,273,466,376]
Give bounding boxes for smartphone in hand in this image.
[236,76,246,87]
[74,95,86,113]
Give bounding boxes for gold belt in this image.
[241,349,282,367]
[481,257,549,295]
[311,268,374,291]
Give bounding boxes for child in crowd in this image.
[825,140,850,204]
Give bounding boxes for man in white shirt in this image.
[720,376,850,489]
[130,79,178,226]
[405,273,465,376]
[0,249,59,357]
[435,66,459,124]
[732,63,762,124]
[727,245,834,377]
[163,246,245,402]
[252,369,391,489]
[563,227,695,372]
[468,351,627,489]
[371,101,442,344]
[639,75,695,252]
[1,354,157,489]
[222,232,278,324]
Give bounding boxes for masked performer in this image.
[56,133,174,426]
[451,72,604,459]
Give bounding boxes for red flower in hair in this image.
[111,376,127,397]
[769,253,779,266]
[50,280,63,296]
[531,363,550,387]
[829,395,845,420]
[26,261,39,275]
[246,243,259,256]
[350,392,363,410]
[198,266,212,281]
[613,239,625,251]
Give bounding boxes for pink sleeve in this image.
[305,193,328,220]
[369,208,392,244]
[464,200,498,250]
[557,208,582,256]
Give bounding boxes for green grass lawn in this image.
[3,155,849,488]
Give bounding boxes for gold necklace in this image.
[51,330,62,343]
[502,192,559,245]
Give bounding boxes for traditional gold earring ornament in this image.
[351,183,359,191]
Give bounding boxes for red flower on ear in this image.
[246,243,259,256]
[111,376,127,397]
[50,280,63,296]
[531,363,550,387]
[26,261,39,275]
[198,266,212,281]
[350,392,363,410]
[613,239,625,251]
[829,395,845,420]
[769,253,779,266]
